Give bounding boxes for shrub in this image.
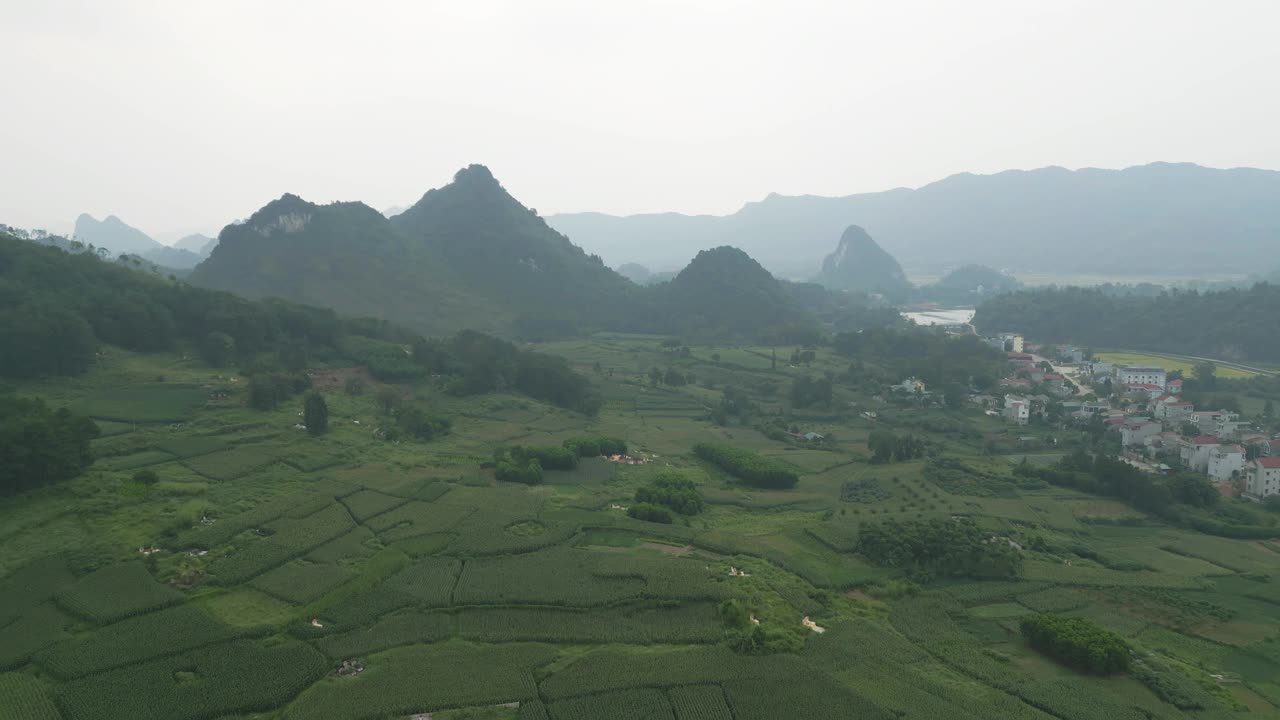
[627,503,674,524]
[132,469,159,486]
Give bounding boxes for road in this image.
[1108,349,1276,378]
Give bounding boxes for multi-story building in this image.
[1117,365,1168,388]
[1207,445,1246,484]
[1245,457,1280,500]
[1003,395,1029,425]
[1180,436,1220,473]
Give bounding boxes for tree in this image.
[133,469,159,486]
[303,392,329,435]
[200,331,235,368]
[375,386,400,415]
[943,383,967,409]
[1193,361,1218,391]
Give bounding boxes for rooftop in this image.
[1255,457,1280,469]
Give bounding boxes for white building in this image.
[1207,445,1246,484]
[1180,436,1220,473]
[1116,365,1167,389]
[1003,395,1030,425]
[1245,457,1280,500]
[1120,421,1161,447]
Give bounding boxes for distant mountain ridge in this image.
[73,214,204,269]
[188,165,885,340]
[546,162,1280,278]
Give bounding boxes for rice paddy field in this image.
[0,336,1276,719]
[1095,352,1258,380]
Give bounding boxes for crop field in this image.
[1,338,1278,719]
[69,383,210,422]
[1095,351,1256,379]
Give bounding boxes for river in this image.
[902,308,977,326]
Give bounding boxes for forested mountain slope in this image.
[974,283,1280,362]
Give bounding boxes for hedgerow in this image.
[692,443,799,489]
[282,642,555,720]
[55,562,183,624]
[36,603,253,678]
[56,639,327,720]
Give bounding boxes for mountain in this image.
[935,264,1020,293]
[142,245,203,269]
[73,214,162,255]
[816,225,910,298]
[174,233,218,256]
[615,262,651,285]
[189,192,505,336]
[546,162,1280,278]
[389,165,637,335]
[658,246,810,337]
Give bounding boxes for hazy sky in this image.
[2,1,1278,241]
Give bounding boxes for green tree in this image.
[303,392,328,435]
[1193,361,1218,390]
[200,331,235,368]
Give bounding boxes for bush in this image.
[1019,613,1130,674]
[132,469,159,486]
[693,442,799,489]
[635,472,703,515]
[564,435,627,457]
[495,458,542,485]
[627,503,674,524]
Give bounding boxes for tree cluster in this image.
[857,517,1023,579]
[563,435,627,457]
[975,283,1280,363]
[634,472,704,515]
[693,442,799,489]
[626,503,673,524]
[1020,613,1130,674]
[833,327,1005,391]
[0,392,99,496]
[789,374,833,409]
[868,431,926,464]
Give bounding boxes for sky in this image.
[2,0,1278,242]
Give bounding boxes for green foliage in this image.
[626,503,674,524]
[867,431,925,464]
[281,641,554,720]
[839,478,890,503]
[339,489,407,522]
[495,457,543,485]
[199,331,234,368]
[693,442,799,489]
[563,435,627,457]
[56,562,183,624]
[833,327,1006,389]
[0,392,99,496]
[634,472,703,515]
[667,685,734,720]
[457,603,722,645]
[56,639,327,720]
[248,371,310,411]
[36,603,249,678]
[547,688,675,720]
[132,468,159,485]
[0,672,61,720]
[1130,656,1216,710]
[975,283,1280,363]
[1020,613,1130,674]
[392,404,452,441]
[206,503,355,585]
[858,518,1023,579]
[0,604,71,670]
[497,445,577,471]
[250,561,355,605]
[303,392,328,435]
[314,609,453,659]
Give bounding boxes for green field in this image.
[1,333,1277,720]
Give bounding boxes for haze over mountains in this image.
[72,214,214,269]
[547,162,1280,278]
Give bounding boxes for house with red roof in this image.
[1245,457,1280,500]
[1166,378,1183,394]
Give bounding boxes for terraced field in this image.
[0,335,1276,719]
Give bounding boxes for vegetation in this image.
[693,442,799,488]
[634,472,704,515]
[1020,614,1131,674]
[858,518,1023,579]
[0,392,99,496]
[976,283,1280,362]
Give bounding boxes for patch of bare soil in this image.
[639,542,693,557]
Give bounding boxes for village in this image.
[966,332,1280,503]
